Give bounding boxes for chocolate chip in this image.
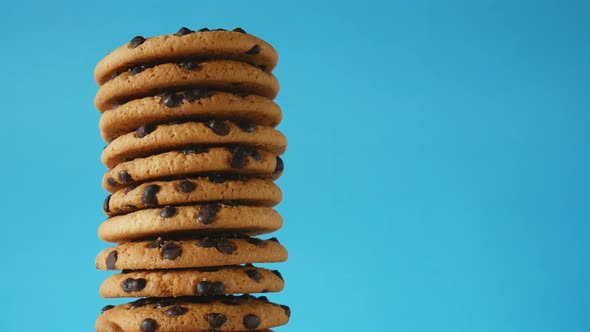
[230,146,251,168]
[105,250,118,270]
[245,269,262,282]
[258,296,269,302]
[198,27,210,32]
[129,36,145,48]
[196,237,217,248]
[141,318,158,332]
[207,119,230,136]
[272,270,283,280]
[161,242,182,260]
[245,45,260,55]
[181,146,208,155]
[164,305,188,317]
[159,206,177,218]
[101,305,115,313]
[183,89,209,102]
[208,313,227,328]
[215,239,236,254]
[246,238,265,247]
[109,71,120,80]
[212,28,227,31]
[107,178,118,187]
[233,27,247,33]
[128,298,148,309]
[280,305,291,317]
[118,170,133,183]
[136,123,156,138]
[103,195,111,213]
[258,64,268,71]
[178,180,195,193]
[175,27,193,36]
[251,149,262,161]
[122,278,147,292]
[153,300,174,308]
[196,281,223,295]
[179,60,199,71]
[162,93,182,107]
[237,122,256,133]
[129,64,147,76]
[243,314,260,329]
[147,237,164,249]
[221,297,241,305]
[274,156,284,173]
[124,183,139,193]
[197,204,220,225]
[142,184,160,207]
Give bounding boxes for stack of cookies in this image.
[93,27,290,332]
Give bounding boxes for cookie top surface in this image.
[94,28,278,85]
[99,265,284,298]
[103,177,282,216]
[101,121,287,168]
[99,204,283,243]
[99,90,282,141]
[96,236,287,270]
[97,295,289,332]
[95,60,279,111]
[102,147,283,193]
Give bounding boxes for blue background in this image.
[0,0,588,331]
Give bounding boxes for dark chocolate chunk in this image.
[129,36,145,48]
[141,318,158,332]
[105,250,118,270]
[122,278,147,292]
[196,237,217,248]
[207,119,230,136]
[197,204,220,225]
[245,269,262,282]
[118,170,133,183]
[164,304,188,316]
[103,195,111,213]
[208,313,227,328]
[274,157,284,173]
[250,149,262,161]
[237,122,256,133]
[136,123,156,138]
[198,27,210,32]
[195,281,212,295]
[245,45,260,55]
[159,206,177,218]
[215,239,236,254]
[178,180,195,193]
[129,64,147,76]
[246,238,265,247]
[183,88,209,102]
[230,146,251,168]
[233,27,247,33]
[271,270,283,280]
[128,298,148,309]
[175,27,193,36]
[142,184,161,207]
[107,178,118,187]
[243,314,260,329]
[101,305,115,313]
[162,93,182,108]
[161,242,182,260]
[179,60,199,71]
[212,281,225,294]
[280,305,291,317]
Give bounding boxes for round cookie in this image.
[99,91,282,141]
[102,147,283,193]
[96,236,287,270]
[102,121,287,168]
[94,28,278,85]
[99,265,284,298]
[103,177,282,216]
[95,60,279,111]
[97,295,289,332]
[99,205,282,243]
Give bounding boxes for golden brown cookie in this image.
[102,121,287,168]
[99,265,284,298]
[102,177,282,216]
[97,295,289,332]
[102,147,283,193]
[96,236,287,270]
[94,28,278,85]
[95,60,279,111]
[99,91,282,141]
[98,204,282,243]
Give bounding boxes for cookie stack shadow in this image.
[93,27,289,332]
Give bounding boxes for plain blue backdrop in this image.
[0,0,588,331]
